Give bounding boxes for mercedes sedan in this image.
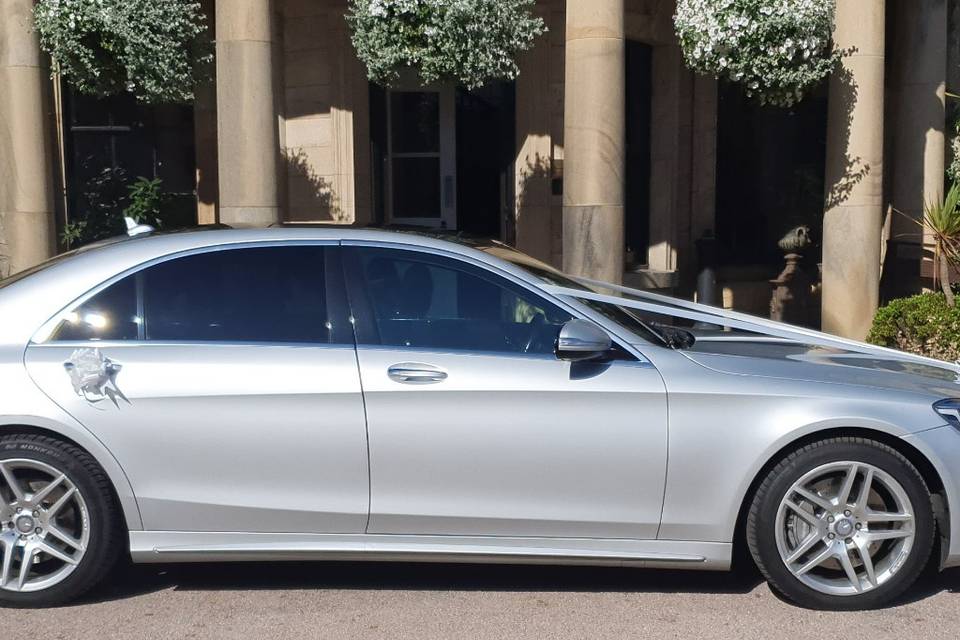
[1,227,959,610]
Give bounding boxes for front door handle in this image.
[387,363,448,384]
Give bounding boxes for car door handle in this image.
[387,363,448,384]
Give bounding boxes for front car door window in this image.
[346,246,571,356]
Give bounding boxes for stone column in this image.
[215,0,280,226]
[0,0,57,276]
[821,0,885,339]
[562,0,625,283]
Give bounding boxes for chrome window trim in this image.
[29,340,358,351]
[31,240,342,345]
[354,344,655,368]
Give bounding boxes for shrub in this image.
[673,0,842,107]
[34,0,211,104]
[346,0,546,89]
[867,292,960,362]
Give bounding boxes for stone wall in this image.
[279,0,371,224]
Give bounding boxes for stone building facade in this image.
[0,0,955,339]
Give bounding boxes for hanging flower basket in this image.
[674,0,842,107]
[34,0,212,104]
[346,0,546,89]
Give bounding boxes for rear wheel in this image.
[747,437,935,610]
[0,434,123,607]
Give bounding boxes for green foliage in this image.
[34,0,212,104]
[346,0,546,89]
[919,182,960,305]
[867,292,960,362]
[61,174,165,249]
[674,0,842,107]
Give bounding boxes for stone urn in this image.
[770,226,814,325]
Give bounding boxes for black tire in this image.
[0,434,124,608]
[747,437,935,610]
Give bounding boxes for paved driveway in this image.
[4,562,959,639]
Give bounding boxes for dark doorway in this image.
[714,82,828,267]
[455,82,515,238]
[61,84,197,243]
[625,40,652,267]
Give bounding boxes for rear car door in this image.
[344,244,669,539]
[25,243,370,534]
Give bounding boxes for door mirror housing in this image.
[555,319,613,361]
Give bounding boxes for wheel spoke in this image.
[46,486,76,518]
[0,532,15,589]
[793,486,834,513]
[29,473,66,507]
[837,463,859,507]
[795,544,835,576]
[853,467,874,512]
[864,509,913,524]
[0,462,24,503]
[17,543,36,591]
[865,529,912,543]
[46,524,84,551]
[853,536,878,588]
[36,540,79,566]
[837,544,862,592]
[785,532,823,564]
[784,500,821,527]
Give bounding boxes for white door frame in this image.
[385,85,457,229]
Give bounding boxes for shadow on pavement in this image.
[70,559,960,608]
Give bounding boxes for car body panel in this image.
[356,347,668,538]
[24,342,370,533]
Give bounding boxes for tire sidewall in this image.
[751,440,935,610]
[0,437,119,607]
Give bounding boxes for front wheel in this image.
[747,437,935,610]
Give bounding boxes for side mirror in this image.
[555,319,613,361]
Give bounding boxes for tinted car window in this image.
[52,245,348,344]
[51,276,139,341]
[142,246,338,343]
[347,247,572,355]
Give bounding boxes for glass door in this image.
[386,87,456,229]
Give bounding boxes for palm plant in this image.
[922,182,960,307]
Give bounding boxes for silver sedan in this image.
[1,227,959,610]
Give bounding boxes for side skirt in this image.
[129,532,731,570]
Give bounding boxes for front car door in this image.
[344,244,668,539]
[25,243,370,534]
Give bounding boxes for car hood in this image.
[680,338,960,398]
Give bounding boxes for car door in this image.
[343,244,668,539]
[25,243,370,534]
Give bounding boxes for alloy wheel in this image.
[775,461,915,597]
[0,459,89,593]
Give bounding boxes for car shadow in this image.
[69,560,960,609]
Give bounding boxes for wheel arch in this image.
[0,419,143,532]
[731,426,949,570]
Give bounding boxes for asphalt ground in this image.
[4,561,959,639]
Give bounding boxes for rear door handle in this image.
[387,363,448,384]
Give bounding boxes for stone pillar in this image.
[821,0,885,339]
[0,0,57,276]
[562,0,625,283]
[215,0,280,226]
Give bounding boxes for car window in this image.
[346,247,572,355]
[51,245,350,344]
[51,275,139,341]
